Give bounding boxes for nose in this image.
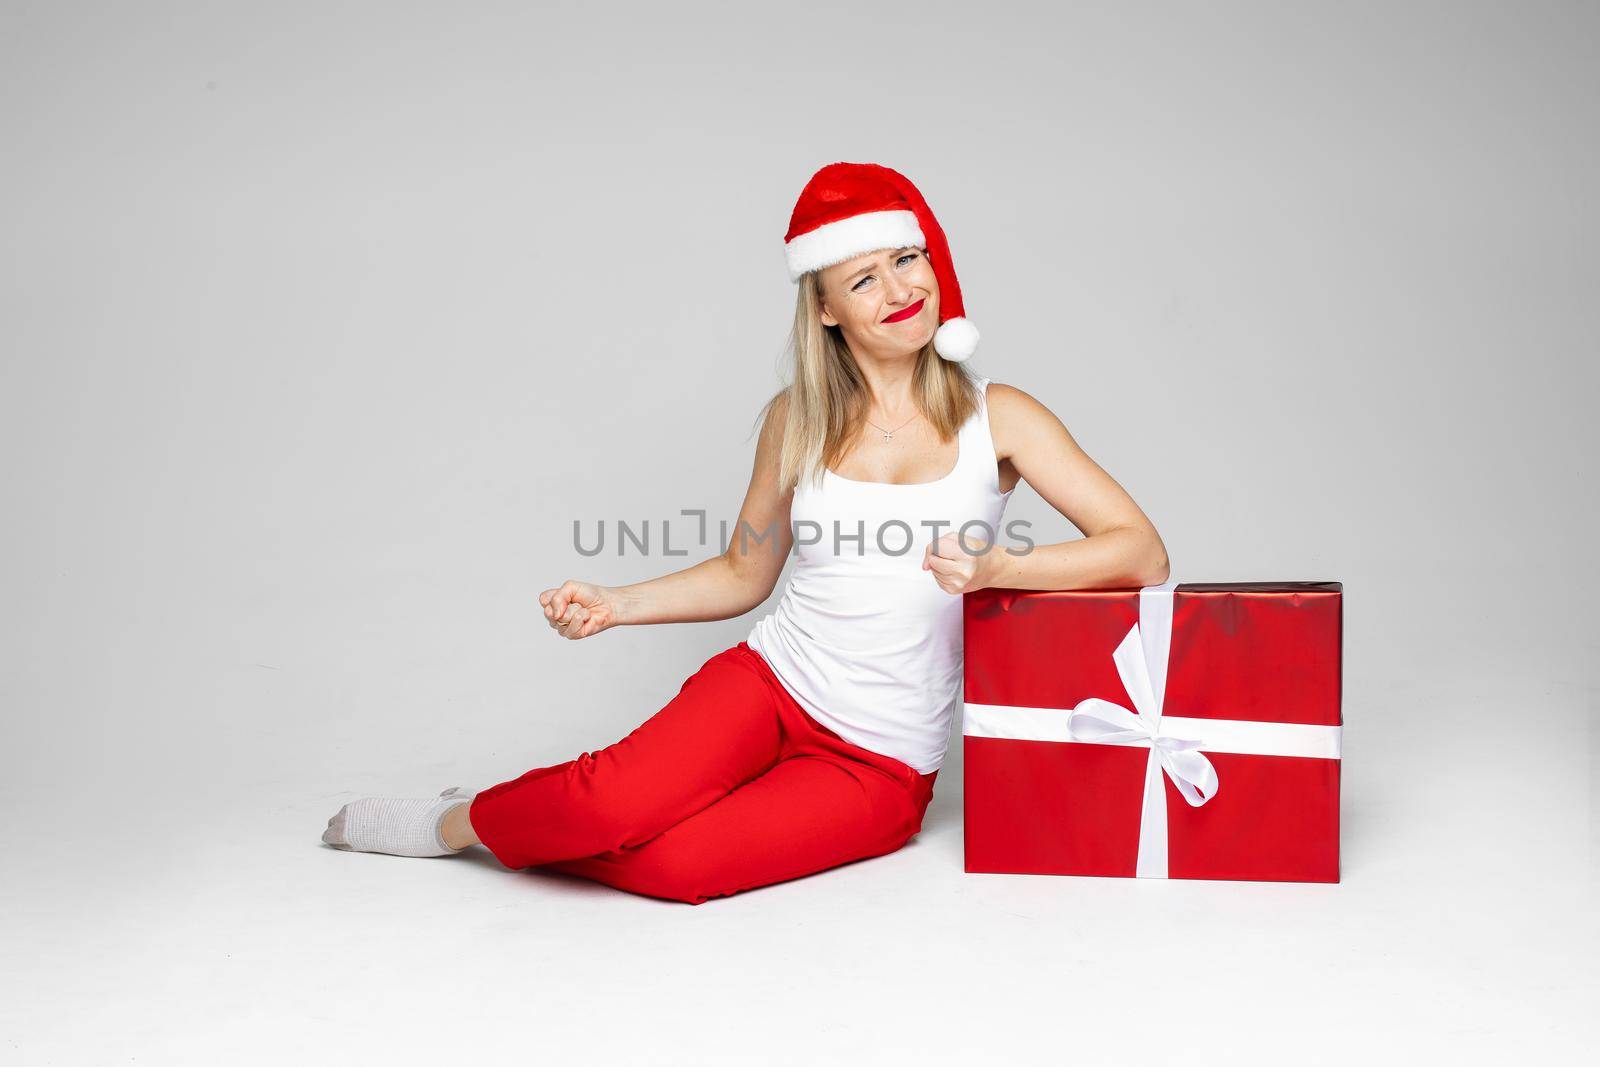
[885,272,915,307]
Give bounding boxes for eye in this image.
[850,253,918,293]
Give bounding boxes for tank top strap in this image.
[966,374,995,454]
[966,375,1011,498]
[948,377,986,479]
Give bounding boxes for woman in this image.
[321,162,1169,904]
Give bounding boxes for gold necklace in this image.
[864,410,920,442]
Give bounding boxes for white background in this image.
[3,1,1595,1063]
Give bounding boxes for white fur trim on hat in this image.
[785,210,926,281]
[933,316,979,362]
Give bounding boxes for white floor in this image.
[4,655,1595,1066]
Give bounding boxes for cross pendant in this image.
[881,432,894,442]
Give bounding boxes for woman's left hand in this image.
[922,531,997,595]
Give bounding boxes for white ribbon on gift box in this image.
[962,580,1343,878]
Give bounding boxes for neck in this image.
[853,353,920,420]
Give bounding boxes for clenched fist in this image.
[539,580,622,640]
[921,531,997,595]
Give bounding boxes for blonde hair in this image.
[754,270,980,494]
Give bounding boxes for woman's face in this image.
[816,246,939,359]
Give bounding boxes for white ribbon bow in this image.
[962,580,1342,879]
[1069,697,1219,809]
[1066,615,1216,878]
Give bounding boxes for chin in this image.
[848,324,931,361]
[877,322,934,350]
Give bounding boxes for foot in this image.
[322,786,477,857]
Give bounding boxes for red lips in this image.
[881,297,925,324]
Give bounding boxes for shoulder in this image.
[981,381,1071,457]
[759,386,791,431]
[983,380,1059,428]
[753,386,792,453]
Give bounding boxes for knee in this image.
[613,842,726,905]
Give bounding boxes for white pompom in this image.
[933,317,979,362]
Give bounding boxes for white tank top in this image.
[746,375,1015,774]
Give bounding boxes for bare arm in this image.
[924,383,1168,594]
[541,394,795,637]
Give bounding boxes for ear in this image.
[819,300,839,328]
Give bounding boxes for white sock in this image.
[322,786,476,857]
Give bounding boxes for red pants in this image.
[467,641,939,905]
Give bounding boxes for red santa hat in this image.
[783,162,979,363]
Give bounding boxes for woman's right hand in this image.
[539,580,622,640]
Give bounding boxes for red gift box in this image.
[962,581,1342,883]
